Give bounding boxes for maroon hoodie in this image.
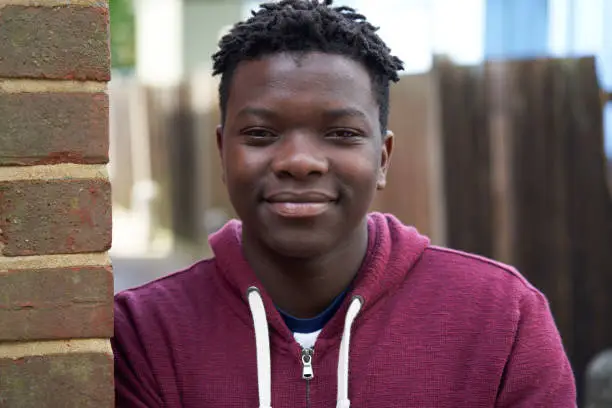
[113,213,576,407]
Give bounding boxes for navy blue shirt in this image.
[278,289,348,333]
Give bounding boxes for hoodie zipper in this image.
[301,348,314,408]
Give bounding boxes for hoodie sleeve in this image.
[112,299,164,408]
[495,288,577,408]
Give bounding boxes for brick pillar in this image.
[0,1,113,407]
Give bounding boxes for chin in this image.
[265,232,333,259]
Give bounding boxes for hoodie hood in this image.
[209,212,430,342]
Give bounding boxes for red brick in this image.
[0,179,112,256]
[0,266,113,341]
[0,92,109,166]
[0,6,110,81]
[0,352,113,407]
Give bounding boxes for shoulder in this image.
[413,245,547,316]
[422,245,539,292]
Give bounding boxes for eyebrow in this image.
[235,107,279,121]
[321,108,368,121]
[236,107,367,120]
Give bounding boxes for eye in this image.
[327,129,364,140]
[244,128,276,138]
[241,128,278,145]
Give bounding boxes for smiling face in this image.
[217,52,393,258]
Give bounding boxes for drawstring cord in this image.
[247,287,363,408]
[336,295,363,408]
[247,288,272,408]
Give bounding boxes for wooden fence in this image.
[436,56,612,401]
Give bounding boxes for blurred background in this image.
[108,0,612,403]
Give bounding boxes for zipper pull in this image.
[301,348,314,380]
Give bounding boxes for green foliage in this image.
[109,0,136,70]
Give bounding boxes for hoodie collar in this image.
[209,212,430,346]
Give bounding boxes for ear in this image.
[377,130,394,190]
[216,125,226,184]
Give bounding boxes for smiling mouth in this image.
[264,192,336,218]
[266,202,332,218]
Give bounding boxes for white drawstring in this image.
[336,296,363,408]
[247,288,363,408]
[247,287,272,408]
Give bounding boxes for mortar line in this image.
[0,338,112,359]
[0,1,108,8]
[0,253,111,270]
[0,164,108,181]
[0,79,107,94]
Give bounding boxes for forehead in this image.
[226,52,378,118]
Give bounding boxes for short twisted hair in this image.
[212,0,404,133]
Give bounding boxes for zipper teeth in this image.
[306,380,311,408]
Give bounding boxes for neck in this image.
[242,220,369,318]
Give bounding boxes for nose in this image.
[271,133,329,180]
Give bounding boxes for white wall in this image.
[134,0,184,86]
[243,0,486,74]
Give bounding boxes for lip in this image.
[264,191,337,203]
[263,191,336,218]
[265,202,332,218]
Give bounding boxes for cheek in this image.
[223,146,268,189]
[336,151,380,191]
